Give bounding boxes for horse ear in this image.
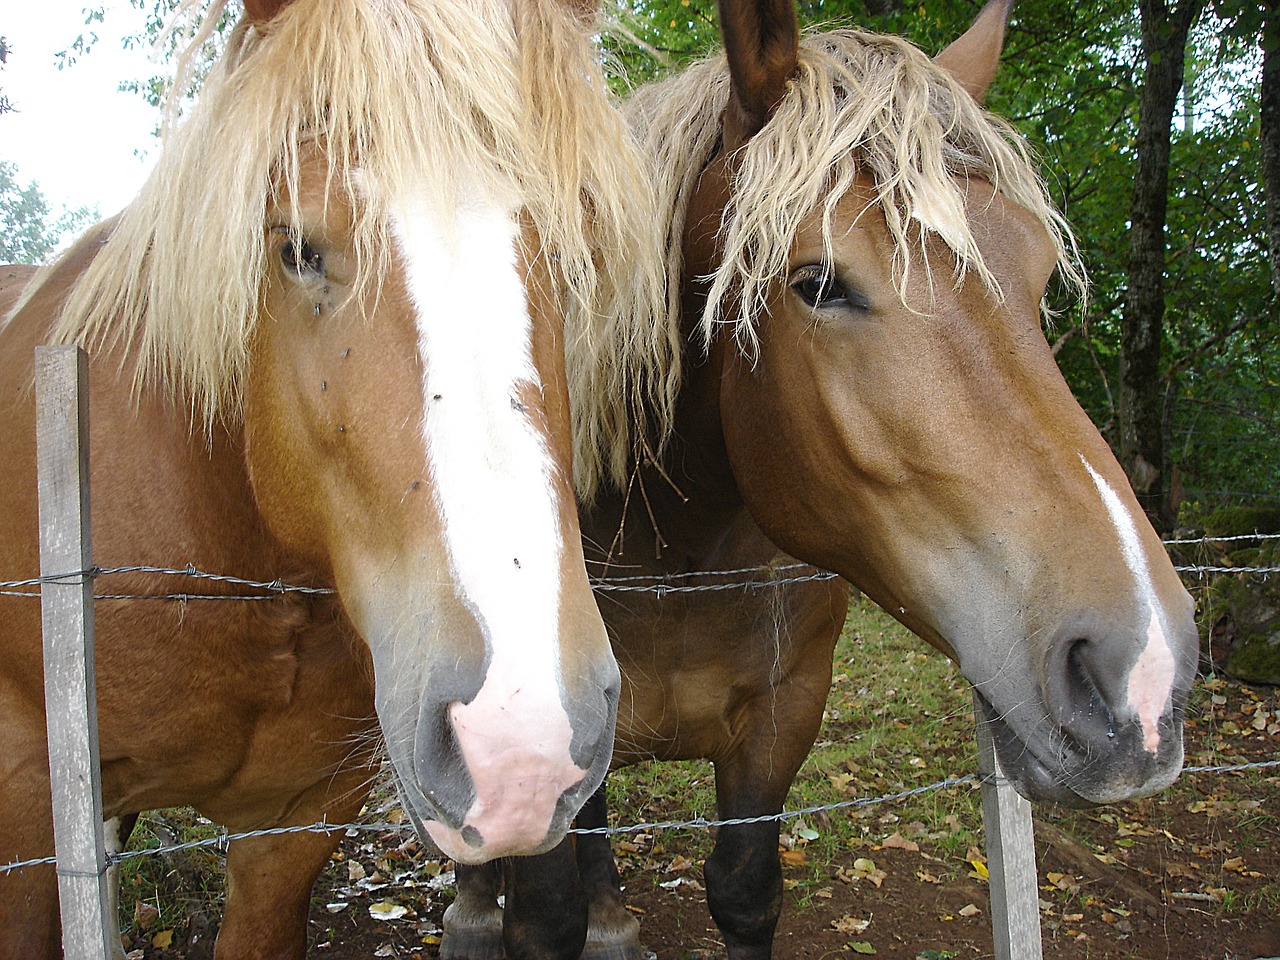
[241,0,295,24]
[718,0,800,150]
[933,0,1014,104]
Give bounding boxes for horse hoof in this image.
[440,899,505,960]
[582,910,643,960]
[581,940,646,960]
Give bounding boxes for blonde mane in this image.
[15,0,674,500]
[626,27,1086,357]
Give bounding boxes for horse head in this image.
[674,0,1197,806]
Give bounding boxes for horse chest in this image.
[94,603,374,813]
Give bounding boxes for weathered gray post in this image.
[974,693,1043,960]
[36,345,114,960]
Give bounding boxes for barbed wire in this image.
[1163,532,1280,545]
[1166,532,1279,575]
[3,757,1277,878]
[4,533,1274,604]
[0,565,337,601]
[1174,565,1280,575]
[1,562,842,601]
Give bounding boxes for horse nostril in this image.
[1057,638,1118,750]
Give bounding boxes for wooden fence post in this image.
[974,693,1043,960]
[36,345,114,960]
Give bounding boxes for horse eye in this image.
[793,270,839,308]
[790,266,869,313]
[281,237,324,277]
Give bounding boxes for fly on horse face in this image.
[0,0,670,954]
[442,1,1199,958]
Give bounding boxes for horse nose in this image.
[1041,606,1192,789]
[409,654,619,862]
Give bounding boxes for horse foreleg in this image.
[502,837,587,960]
[576,782,640,960]
[0,847,60,958]
[214,823,344,959]
[705,693,833,957]
[441,860,505,960]
[703,810,784,960]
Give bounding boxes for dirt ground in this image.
[123,677,1279,960]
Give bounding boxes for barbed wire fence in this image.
[10,349,1280,960]
[3,555,1278,879]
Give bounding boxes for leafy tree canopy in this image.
[0,162,97,265]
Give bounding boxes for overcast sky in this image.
[2,4,162,218]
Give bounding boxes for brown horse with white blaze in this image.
[0,0,669,954]
[441,1,1198,958]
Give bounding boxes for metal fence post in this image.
[36,345,114,960]
[974,693,1043,960]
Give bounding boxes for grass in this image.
[116,809,226,942]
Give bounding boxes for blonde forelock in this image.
[627,28,1086,360]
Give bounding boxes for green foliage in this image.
[0,162,97,265]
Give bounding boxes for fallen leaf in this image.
[369,901,409,921]
[325,902,351,913]
[968,860,989,881]
[916,870,942,884]
[832,915,872,935]
[133,902,160,932]
[958,904,981,918]
[151,930,174,949]
[849,941,877,954]
[781,850,807,867]
[881,832,919,852]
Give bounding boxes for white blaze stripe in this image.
[1080,456,1177,753]
[390,178,583,849]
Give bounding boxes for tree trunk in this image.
[1118,0,1204,531]
[1262,0,1280,298]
